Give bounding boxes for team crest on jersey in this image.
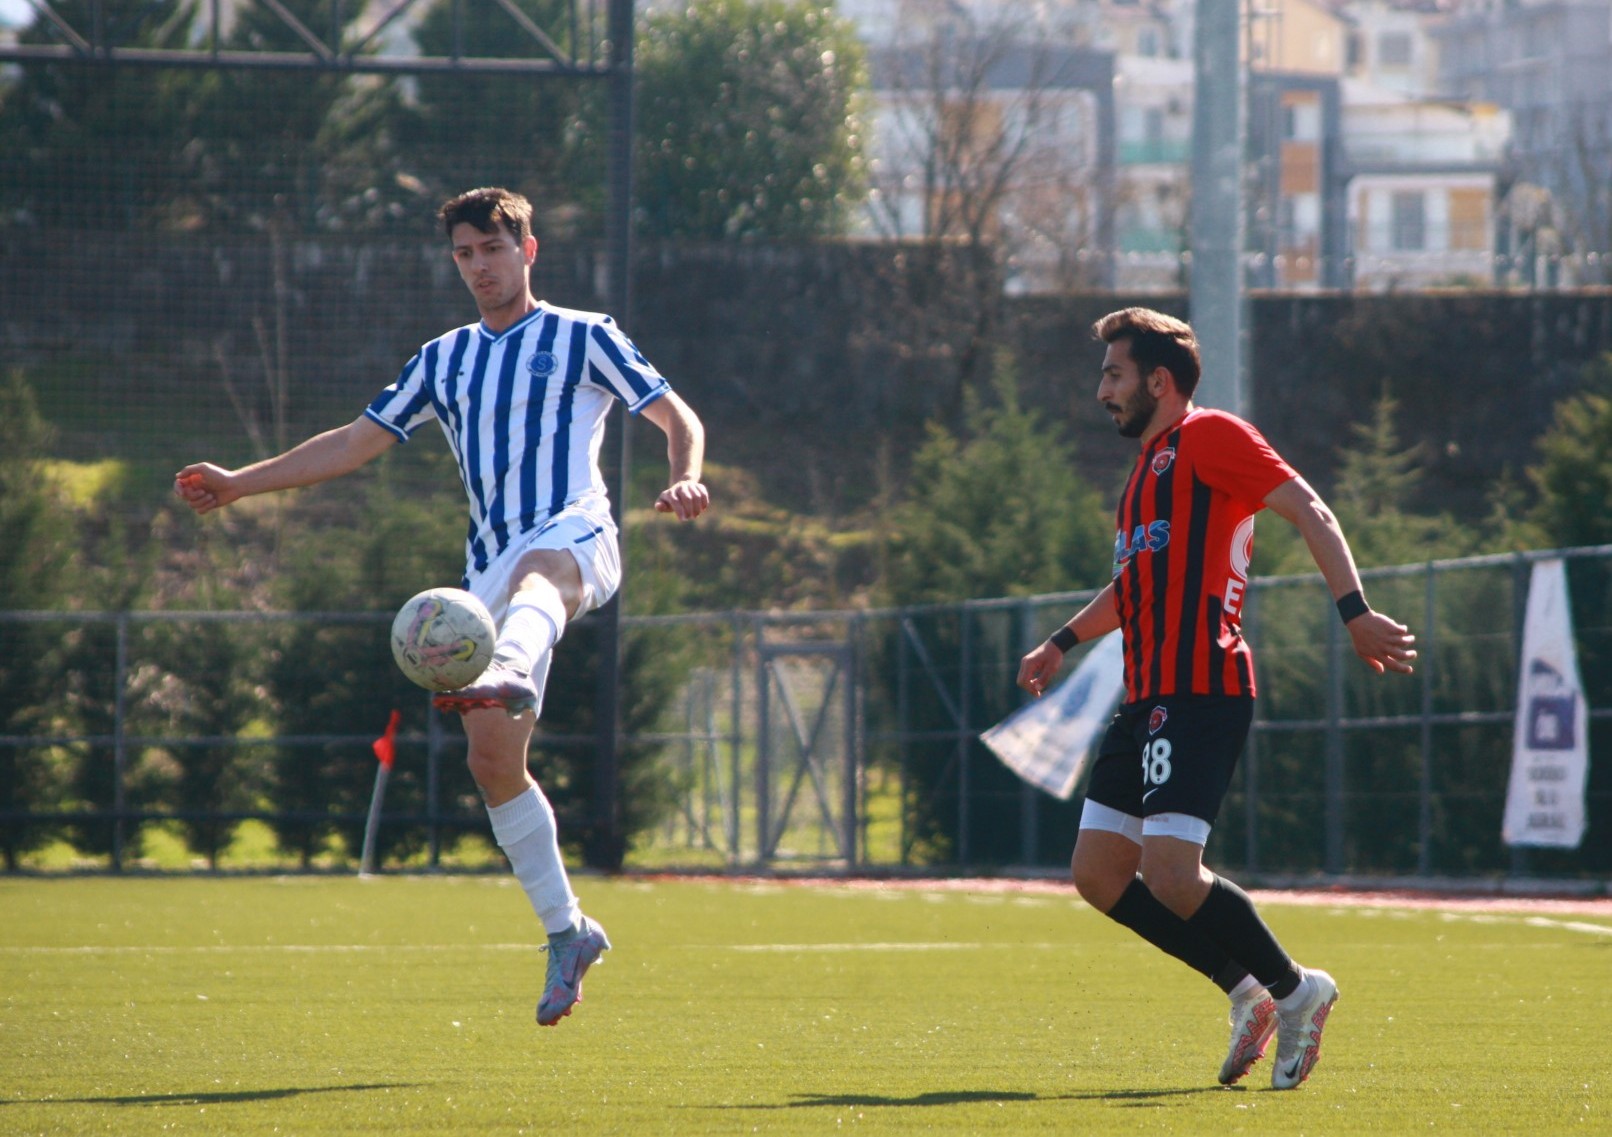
[1150,447,1176,476]
[528,350,557,377]
[1148,706,1168,735]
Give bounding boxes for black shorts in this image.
[1084,694,1253,825]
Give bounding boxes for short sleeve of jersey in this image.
[1188,410,1296,503]
[364,348,440,442]
[585,317,671,414]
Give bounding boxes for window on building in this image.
[1448,188,1488,251]
[1378,32,1413,67]
[1282,95,1322,142]
[1145,107,1164,145]
[1391,191,1426,251]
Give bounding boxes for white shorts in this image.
[1079,799,1213,847]
[465,502,621,628]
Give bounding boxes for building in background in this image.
[832,0,1530,293]
[1343,81,1510,289]
[1433,0,1612,285]
[846,0,1117,292]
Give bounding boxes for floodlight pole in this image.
[1189,0,1247,416]
[589,0,634,871]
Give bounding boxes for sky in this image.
[0,0,30,30]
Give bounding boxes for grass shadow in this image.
[5,1083,420,1108]
[719,1085,1235,1111]
[788,1090,1039,1108]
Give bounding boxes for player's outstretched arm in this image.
[1263,476,1417,675]
[174,416,397,515]
[1016,583,1121,697]
[640,391,710,521]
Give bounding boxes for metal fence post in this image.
[729,612,744,864]
[1244,582,1261,874]
[112,612,129,873]
[1016,599,1038,866]
[1509,554,1531,878]
[957,608,972,870]
[427,695,444,868]
[1324,592,1345,874]
[897,614,911,866]
[844,616,860,868]
[1418,562,1436,875]
[754,615,770,863]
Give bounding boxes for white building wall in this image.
[1350,172,1498,290]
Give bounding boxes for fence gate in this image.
[755,641,859,866]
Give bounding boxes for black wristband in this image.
[1049,625,1080,652]
[1336,590,1369,625]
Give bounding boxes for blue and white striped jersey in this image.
[364,301,670,576]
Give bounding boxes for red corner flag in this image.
[372,709,401,770]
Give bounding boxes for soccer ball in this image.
[390,587,496,691]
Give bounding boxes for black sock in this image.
[1186,875,1302,1000]
[1106,876,1250,995]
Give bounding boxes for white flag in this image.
[1502,559,1590,848]
[981,631,1126,800]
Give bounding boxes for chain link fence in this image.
[4,546,1611,881]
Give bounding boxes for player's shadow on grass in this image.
[751,1090,1041,1109]
[7,1083,416,1108]
[725,1086,1230,1111]
[1067,1086,1244,1103]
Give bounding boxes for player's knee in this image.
[1138,862,1206,917]
[1071,857,1128,912]
[465,744,525,800]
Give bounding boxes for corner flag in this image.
[372,708,401,770]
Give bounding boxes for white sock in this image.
[486,786,581,936]
[1275,967,1312,1013]
[494,589,566,674]
[1229,974,1265,1003]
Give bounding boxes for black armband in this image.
[1049,625,1080,653]
[1336,590,1369,625]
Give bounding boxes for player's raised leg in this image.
[434,573,569,715]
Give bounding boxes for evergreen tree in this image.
[0,0,199,229]
[396,0,591,222]
[1529,355,1612,549]
[632,0,868,239]
[0,371,79,868]
[881,360,1110,604]
[874,357,1111,865]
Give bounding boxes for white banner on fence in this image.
[981,631,1126,800]
[1502,559,1590,848]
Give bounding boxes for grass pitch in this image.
[2,875,1606,1135]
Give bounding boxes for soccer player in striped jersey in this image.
[176,187,709,1028]
[1016,307,1415,1089]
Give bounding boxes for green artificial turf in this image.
[1,875,1606,1135]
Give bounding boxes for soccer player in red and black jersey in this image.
[1016,307,1416,1090]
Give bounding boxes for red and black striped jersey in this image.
[1112,408,1296,702]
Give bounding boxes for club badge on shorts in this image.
[1148,705,1169,734]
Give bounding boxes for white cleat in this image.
[537,916,611,1027]
[1219,989,1277,1086]
[1271,969,1339,1090]
[432,663,540,716]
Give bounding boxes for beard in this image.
[1110,386,1159,438]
